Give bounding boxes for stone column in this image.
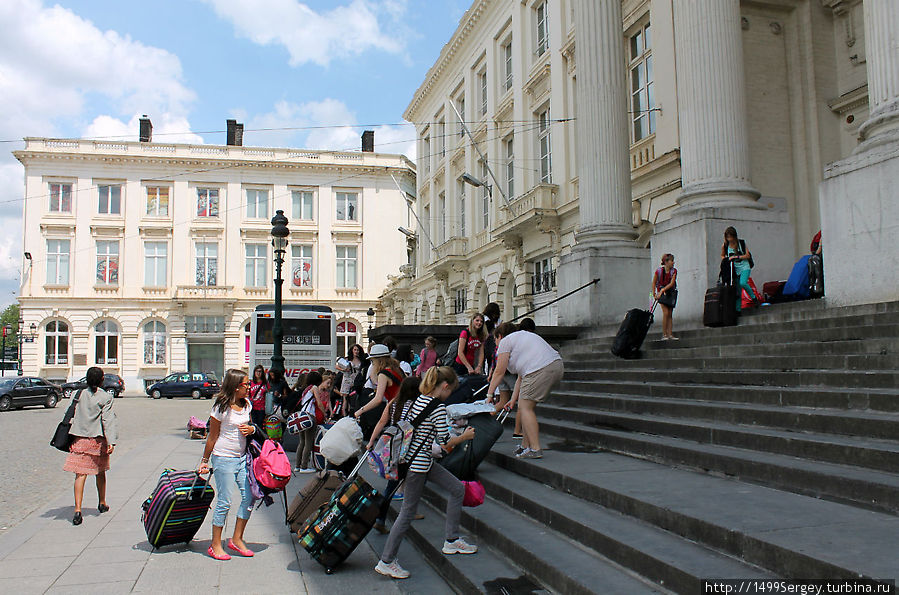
[857,0,899,148]
[673,0,759,210]
[572,0,636,245]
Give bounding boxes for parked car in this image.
[60,374,125,399]
[0,377,63,411]
[146,372,219,399]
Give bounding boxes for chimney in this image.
[226,119,244,146]
[139,116,152,143]
[362,130,375,153]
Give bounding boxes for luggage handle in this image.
[472,384,488,398]
[496,409,511,424]
[649,298,659,315]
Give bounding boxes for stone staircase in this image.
[385,299,899,594]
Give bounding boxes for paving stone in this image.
[0,555,74,578]
[45,580,136,594]
[53,560,146,586]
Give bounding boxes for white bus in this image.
[249,305,337,382]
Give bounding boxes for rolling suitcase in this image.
[703,262,738,327]
[611,300,658,358]
[141,469,215,549]
[441,412,504,480]
[287,470,344,534]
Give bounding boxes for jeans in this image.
[295,428,315,469]
[736,268,758,312]
[380,464,464,563]
[210,454,253,527]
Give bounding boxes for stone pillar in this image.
[558,0,649,325]
[673,0,759,211]
[857,0,899,148]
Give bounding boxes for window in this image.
[49,183,72,213]
[94,320,119,365]
[422,205,431,263]
[422,135,430,174]
[335,192,358,221]
[438,192,446,244]
[146,186,169,216]
[457,96,465,139]
[144,241,167,287]
[291,245,313,288]
[336,246,357,289]
[185,316,225,333]
[45,321,69,365]
[454,288,467,315]
[629,22,655,142]
[98,184,121,215]
[458,180,466,237]
[143,321,166,365]
[535,1,549,57]
[46,239,70,285]
[481,158,490,230]
[196,188,219,217]
[246,189,269,219]
[503,39,513,92]
[96,241,119,285]
[292,190,314,221]
[436,118,445,158]
[533,257,556,294]
[195,242,218,286]
[245,243,267,287]
[505,135,515,198]
[538,107,553,183]
[479,70,488,116]
[336,321,358,357]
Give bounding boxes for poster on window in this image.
[292,261,311,287]
[97,259,118,284]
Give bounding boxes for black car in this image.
[146,372,219,399]
[61,374,125,399]
[0,377,63,411]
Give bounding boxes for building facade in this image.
[15,131,415,388]
[381,0,880,325]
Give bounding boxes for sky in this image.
[0,0,474,308]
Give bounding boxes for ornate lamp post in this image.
[16,318,24,376]
[270,210,290,379]
[366,307,375,337]
[1,324,11,377]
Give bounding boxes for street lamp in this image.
[270,210,290,380]
[1,324,11,377]
[16,318,23,376]
[366,307,375,335]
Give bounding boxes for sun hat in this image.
[368,344,390,358]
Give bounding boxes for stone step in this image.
[535,416,899,513]
[542,397,899,472]
[562,368,899,390]
[413,481,667,594]
[474,462,775,593]
[559,381,899,412]
[487,448,899,580]
[564,353,899,371]
[722,299,899,326]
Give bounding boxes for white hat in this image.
[368,344,390,358]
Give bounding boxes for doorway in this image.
[187,342,224,379]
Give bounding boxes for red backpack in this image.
[252,439,292,490]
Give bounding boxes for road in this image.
[0,395,215,536]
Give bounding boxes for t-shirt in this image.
[454,329,483,368]
[248,382,267,411]
[402,395,449,474]
[497,330,561,377]
[210,403,251,458]
[656,267,677,291]
[339,360,362,394]
[399,361,413,377]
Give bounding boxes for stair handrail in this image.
[508,277,600,323]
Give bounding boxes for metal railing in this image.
[532,270,557,295]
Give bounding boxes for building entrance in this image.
[187,342,224,380]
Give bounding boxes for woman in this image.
[395,344,415,377]
[294,370,333,473]
[452,314,486,377]
[198,369,256,560]
[64,366,118,526]
[653,253,678,340]
[248,365,268,427]
[354,345,404,438]
[415,336,439,377]
[375,367,477,580]
[721,226,762,314]
[336,344,365,415]
[487,322,564,460]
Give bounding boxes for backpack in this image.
[739,239,754,268]
[251,439,292,491]
[368,398,441,480]
[441,338,460,366]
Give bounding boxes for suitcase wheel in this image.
[326,568,334,575]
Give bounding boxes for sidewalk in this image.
[0,432,418,594]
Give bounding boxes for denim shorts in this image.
[210,453,253,527]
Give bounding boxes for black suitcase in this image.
[444,374,489,406]
[704,262,738,327]
[141,470,215,549]
[611,301,657,358]
[441,412,503,480]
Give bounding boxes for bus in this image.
[249,305,337,381]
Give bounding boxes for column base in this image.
[651,206,794,323]
[857,99,899,151]
[557,243,650,325]
[820,137,899,307]
[676,179,762,214]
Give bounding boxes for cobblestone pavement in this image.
[0,395,213,536]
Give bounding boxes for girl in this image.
[336,344,366,415]
[64,366,117,526]
[294,371,332,473]
[653,254,678,340]
[721,226,762,314]
[354,345,404,437]
[415,336,439,377]
[248,364,268,426]
[198,369,256,560]
[453,314,487,377]
[395,344,415,377]
[375,367,478,580]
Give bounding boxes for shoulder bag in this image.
[50,389,83,452]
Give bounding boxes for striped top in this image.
[402,394,449,474]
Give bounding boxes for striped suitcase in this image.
[141,469,215,549]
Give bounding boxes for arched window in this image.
[95,320,119,365]
[336,320,358,357]
[45,321,69,365]
[143,321,166,365]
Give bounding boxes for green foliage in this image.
[0,303,19,342]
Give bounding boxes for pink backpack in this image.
[252,439,292,490]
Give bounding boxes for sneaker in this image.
[300,468,316,474]
[292,466,302,474]
[661,336,670,341]
[442,538,478,555]
[517,448,543,459]
[375,559,410,579]
[392,492,404,501]
[669,336,680,341]
[513,445,526,456]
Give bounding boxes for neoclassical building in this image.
[381,0,896,325]
[15,124,415,388]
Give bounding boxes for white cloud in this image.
[202,0,409,67]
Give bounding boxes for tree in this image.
[0,303,19,344]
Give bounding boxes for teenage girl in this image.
[653,254,678,340]
[721,226,762,314]
[453,313,486,376]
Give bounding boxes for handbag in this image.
[50,389,82,452]
[286,411,314,434]
[658,288,678,308]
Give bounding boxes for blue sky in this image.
[0,0,473,306]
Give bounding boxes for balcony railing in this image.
[493,183,559,240]
[532,270,556,295]
[435,237,468,261]
[175,285,234,299]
